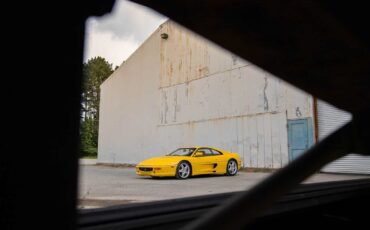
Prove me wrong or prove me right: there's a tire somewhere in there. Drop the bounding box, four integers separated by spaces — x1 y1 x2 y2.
176 161 192 179
226 159 238 176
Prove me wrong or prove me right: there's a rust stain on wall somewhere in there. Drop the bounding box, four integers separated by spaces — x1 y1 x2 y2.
173 89 178 122
263 76 269 111
178 59 182 71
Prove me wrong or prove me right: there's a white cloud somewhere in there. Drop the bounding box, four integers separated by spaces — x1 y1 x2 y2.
84 29 139 67
84 0 167 67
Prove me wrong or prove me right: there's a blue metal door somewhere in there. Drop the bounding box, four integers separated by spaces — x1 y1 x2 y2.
288 118 314 161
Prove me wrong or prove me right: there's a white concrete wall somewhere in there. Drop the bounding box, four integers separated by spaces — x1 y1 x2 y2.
98 21 314 168
98 26 161 164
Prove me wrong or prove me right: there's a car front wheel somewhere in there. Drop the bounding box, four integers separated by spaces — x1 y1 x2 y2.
226 159 238 176
176 161 191 179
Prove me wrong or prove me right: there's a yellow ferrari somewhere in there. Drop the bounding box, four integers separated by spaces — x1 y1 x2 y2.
136 146 242 179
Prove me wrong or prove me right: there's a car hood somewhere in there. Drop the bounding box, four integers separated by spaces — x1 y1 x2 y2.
137 156 187 166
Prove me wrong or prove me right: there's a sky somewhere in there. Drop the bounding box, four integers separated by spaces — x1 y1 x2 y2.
84 0 167 67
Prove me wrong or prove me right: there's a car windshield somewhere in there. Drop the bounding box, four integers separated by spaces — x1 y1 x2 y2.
167 148 196 156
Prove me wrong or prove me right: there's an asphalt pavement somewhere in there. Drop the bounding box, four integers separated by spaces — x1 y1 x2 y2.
78 161 369 209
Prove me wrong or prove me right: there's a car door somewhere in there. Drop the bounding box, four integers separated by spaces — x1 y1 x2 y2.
210 148 227 173
192 148 218 175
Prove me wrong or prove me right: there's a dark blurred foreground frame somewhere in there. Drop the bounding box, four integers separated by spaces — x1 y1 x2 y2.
0 1 115 229
1 0 370 229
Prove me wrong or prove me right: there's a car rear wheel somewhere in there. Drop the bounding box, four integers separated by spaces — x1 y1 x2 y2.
226 159 238 176
176 161 191 179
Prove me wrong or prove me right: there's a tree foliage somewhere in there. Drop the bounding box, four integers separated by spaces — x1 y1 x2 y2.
80 57 114 157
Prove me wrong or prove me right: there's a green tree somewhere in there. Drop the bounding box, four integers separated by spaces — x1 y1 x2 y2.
80 57 114 157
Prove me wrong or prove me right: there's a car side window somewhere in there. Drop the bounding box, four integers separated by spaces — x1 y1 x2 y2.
211 149 222 155
198 148 213 156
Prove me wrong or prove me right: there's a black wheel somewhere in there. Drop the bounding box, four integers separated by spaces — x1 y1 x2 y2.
176 161 192 179
226 159 238 176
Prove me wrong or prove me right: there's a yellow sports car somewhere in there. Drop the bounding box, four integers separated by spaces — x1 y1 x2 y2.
136 146 242 179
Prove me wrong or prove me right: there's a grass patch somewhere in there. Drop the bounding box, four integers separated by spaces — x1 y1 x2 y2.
80 156 97 159
79 146 97 158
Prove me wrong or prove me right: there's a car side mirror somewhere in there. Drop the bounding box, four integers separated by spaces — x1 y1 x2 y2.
194 151 204 157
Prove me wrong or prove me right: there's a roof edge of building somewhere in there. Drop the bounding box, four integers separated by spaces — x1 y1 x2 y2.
101 19 171 88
